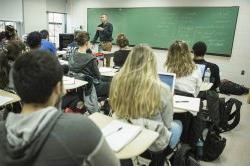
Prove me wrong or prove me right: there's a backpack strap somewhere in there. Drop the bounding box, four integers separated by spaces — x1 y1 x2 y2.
223 98 242 132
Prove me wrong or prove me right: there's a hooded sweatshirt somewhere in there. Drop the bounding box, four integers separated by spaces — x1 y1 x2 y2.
0 107 120 166
69 51 101 81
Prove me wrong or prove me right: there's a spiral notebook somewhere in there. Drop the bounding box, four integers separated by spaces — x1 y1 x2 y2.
102 120 142 152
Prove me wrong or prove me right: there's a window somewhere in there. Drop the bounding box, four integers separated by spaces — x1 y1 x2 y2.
48 12 66 48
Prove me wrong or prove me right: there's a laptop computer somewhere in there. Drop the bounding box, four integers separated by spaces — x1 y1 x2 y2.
158 72 176 94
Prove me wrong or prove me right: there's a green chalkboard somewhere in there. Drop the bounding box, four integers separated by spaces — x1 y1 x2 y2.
87 7 239 56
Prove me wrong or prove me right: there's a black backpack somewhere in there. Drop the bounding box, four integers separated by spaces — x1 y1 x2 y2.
172 144 200 166
219 79 249 95
202 125 226 161
218 98 242 132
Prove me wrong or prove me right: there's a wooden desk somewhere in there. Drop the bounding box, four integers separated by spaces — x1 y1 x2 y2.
0 90 20 107
89 112 159 159
63 76 88 90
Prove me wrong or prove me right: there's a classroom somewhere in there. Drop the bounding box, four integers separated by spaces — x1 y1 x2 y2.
0 0 249 166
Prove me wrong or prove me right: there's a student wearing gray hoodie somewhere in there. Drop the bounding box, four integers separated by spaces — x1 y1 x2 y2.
0 51 120 166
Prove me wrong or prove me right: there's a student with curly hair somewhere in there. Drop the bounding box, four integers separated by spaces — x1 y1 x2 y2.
113 34 130 67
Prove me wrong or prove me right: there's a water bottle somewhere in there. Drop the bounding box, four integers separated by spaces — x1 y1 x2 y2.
196 138 204 160
204 67 211 83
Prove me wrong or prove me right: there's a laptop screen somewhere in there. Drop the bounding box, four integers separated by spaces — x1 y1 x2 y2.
158 72 176 94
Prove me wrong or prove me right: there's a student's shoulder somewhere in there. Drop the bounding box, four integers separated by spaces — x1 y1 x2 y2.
58 113 101 134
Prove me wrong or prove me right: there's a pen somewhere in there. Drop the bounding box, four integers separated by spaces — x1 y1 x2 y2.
106 127 123 137
175 101 189 103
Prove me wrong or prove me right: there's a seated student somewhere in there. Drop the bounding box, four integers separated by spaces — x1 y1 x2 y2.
113 34 130 67
165 40 202 97
26 31 42 51
0 41 25 90
40 29 57 55
110 44 182 165
0 25 18 51
69 31 110 97
66 30 92 59
192 41 221 90
0 51 120 166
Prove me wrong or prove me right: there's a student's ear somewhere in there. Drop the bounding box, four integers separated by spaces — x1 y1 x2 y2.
54 81 64 96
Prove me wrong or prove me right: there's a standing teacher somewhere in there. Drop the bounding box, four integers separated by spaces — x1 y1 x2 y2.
92 14 113 67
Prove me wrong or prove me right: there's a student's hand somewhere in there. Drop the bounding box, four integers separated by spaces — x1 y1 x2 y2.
96 27 104 31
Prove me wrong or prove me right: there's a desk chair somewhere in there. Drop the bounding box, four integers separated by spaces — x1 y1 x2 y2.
137 146 173 166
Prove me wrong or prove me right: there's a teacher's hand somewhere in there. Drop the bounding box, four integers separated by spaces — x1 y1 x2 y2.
96 27 104 31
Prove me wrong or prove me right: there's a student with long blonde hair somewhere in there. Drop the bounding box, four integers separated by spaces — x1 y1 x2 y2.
165 40 202 96
109 44 182 165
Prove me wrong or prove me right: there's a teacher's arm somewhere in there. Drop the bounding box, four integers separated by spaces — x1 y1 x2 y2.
92 30 99 43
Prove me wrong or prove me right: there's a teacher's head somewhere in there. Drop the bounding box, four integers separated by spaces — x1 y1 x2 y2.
100 14 108 23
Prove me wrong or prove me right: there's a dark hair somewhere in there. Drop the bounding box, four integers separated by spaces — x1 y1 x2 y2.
5 25 16 40
26 31 42 49
40 29 49 39
0 31 6 42
0 52 10 89
13 51 63 104
6 40 26 61
116 34 129 48
75 31 90 46
192 41 207 56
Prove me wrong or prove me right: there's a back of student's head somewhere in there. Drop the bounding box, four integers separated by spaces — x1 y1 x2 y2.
192 41 207 57
5 25 16 40
165 40 196 78
13 51 63 104
116 34 129 48
6 40 26 61
110 44 163 119
75 31 90 46
0 52 10 89
40 29 49 39
26 31 42 49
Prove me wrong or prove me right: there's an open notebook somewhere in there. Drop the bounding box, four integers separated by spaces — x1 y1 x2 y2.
102 120 142 152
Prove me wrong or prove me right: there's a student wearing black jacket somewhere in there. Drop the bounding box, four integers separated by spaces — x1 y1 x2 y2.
113 34 130 68
193 41 221 90
69 31 110 97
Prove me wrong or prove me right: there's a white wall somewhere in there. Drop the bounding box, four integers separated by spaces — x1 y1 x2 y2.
0 0 23 22
67 0 250 86
23 0 47 33
46 0 67 13
23 0 67 33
